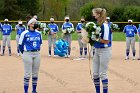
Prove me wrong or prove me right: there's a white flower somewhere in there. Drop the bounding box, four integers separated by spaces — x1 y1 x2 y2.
85 22 96 27
96 27 101 34
91 34 96 41
67 28 74 33
93 25 97 29
92 32 95 34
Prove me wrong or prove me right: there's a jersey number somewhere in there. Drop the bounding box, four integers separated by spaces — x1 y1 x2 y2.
33 42 37 47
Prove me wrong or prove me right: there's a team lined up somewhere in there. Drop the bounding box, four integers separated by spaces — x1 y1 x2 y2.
0 16 140 60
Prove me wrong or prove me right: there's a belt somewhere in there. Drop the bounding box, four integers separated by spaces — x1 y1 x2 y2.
27 50 40 52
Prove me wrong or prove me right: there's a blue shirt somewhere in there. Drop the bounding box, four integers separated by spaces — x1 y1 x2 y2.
19 29 42 51
15 24 26 35
62 22 74 30
123 25 137 37
94 23 112 48
76 23 83 32
108 22 113 28
138 28 140 36
1 24 12 35
47 23 59 33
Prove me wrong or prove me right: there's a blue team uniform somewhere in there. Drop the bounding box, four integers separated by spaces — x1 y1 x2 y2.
1 24 12 35
48 23 59 33
15 25 26 36
76 22 88 57
94 23 112 48
47 23 59 56
123 24 137 59
62 22 74 56
76 23 83 32
19 29 42 52
123 25 137 37
62 22 74 31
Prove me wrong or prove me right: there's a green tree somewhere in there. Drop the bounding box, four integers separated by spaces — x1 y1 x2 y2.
2 0 19 20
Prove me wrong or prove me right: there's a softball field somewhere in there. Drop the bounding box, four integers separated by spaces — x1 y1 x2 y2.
0 41 140 93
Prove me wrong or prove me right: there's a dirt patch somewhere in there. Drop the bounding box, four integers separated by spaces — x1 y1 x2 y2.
0 41 139 93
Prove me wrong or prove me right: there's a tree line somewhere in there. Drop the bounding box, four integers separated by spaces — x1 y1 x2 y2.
0 0 140 22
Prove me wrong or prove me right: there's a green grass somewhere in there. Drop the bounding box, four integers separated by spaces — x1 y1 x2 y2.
0 31 139 41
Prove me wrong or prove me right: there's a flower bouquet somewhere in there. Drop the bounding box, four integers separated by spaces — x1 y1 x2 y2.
81 22 101 46
62 27 75 34
111 23 120 31
43 26 51 35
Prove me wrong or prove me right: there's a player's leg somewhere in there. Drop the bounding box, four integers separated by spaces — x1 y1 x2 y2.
32 52 40 93
7 35 11 56
1 35 6 56
126 37 131 60
138 38 140 60
68 34 72 56
48 35 52 56
16 35 20 56
53 36 57 56
93 48 100 93
131 37 136 60
23 52 33 93
99 47 111 93
78 34 83 57
83 43 87 58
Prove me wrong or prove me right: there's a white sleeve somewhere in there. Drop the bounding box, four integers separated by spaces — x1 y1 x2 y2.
103 23 109 40
19 30 28 45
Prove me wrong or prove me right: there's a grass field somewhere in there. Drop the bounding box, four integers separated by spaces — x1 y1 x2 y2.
0 31 139 41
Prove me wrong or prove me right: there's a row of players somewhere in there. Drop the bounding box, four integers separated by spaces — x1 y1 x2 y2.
0 15 140 60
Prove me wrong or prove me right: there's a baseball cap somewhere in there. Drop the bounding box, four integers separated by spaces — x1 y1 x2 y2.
18 21 22 24
128 20 132 22
106 17 110 19
27 18 37 26
33 15 38 19
65 16 70 20
4 19 8 21
50 18 54 21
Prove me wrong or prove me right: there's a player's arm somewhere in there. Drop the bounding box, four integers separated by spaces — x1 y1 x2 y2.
134 26 138 34
76 24 82 33
123 26 126 33
18 31 26 53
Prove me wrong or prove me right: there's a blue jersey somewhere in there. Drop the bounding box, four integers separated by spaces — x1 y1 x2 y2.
15 24 26 35
1 24 12 35
47 23 59 33
19 29 42 51
138 28 140 36
123 25 137 37
94 23 112 48
62 22 74 30
108 22 113 28
76 23 83 32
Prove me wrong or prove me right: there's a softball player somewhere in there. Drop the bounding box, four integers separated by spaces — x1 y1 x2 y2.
76 17 87 58
106 17 113 43
0 22 2 52
47 17 59 57
19 18 42 93
123 20 137 60
1 19 12 56
15 21 26 56
137 24 140 60
62 16 74 57
92 8 112 93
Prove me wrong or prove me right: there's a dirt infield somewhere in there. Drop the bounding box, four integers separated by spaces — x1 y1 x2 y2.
0 40 140 93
